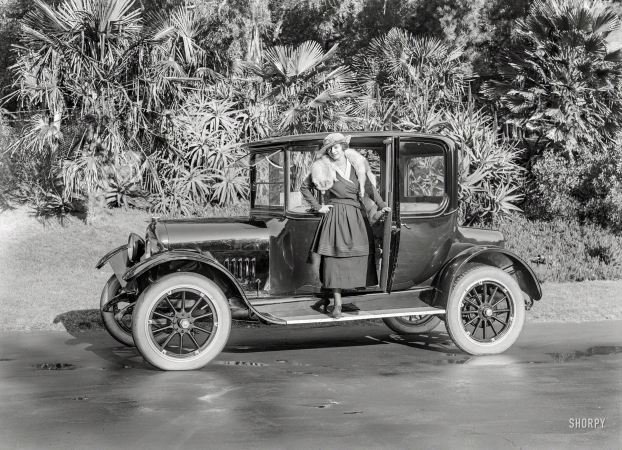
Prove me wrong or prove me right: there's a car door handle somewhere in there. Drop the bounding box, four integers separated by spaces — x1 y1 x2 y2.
402 223 411 229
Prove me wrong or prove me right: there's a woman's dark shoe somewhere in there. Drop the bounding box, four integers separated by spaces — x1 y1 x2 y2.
312 298 330 314
332 304 342 319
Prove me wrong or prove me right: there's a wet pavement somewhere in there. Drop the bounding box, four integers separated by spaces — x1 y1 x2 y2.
0 320 620 449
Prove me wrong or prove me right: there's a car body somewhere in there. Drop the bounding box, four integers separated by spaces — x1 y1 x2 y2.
97 131 542 370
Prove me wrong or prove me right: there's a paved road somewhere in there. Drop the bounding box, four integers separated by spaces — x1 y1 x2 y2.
1 320 621 449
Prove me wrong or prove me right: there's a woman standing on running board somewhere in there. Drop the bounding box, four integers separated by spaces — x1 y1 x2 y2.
300 133 391 318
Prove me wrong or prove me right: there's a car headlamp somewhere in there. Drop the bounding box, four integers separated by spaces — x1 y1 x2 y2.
127 233 145 263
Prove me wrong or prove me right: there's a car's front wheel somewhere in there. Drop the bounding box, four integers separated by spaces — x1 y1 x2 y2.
383 315 442 334
132 273 231 371
444 266 525 355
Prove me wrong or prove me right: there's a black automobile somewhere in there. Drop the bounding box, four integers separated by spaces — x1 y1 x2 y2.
97 131 542 371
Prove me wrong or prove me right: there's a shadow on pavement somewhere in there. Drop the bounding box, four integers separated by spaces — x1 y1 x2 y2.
53 309 105 332
52 309 462 366
54 318 153 370
226 329 459 355
67 332 153 369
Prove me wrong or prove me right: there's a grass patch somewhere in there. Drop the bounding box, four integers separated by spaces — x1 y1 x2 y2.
0 206 151 332
530 280 622 323
1 206 621 332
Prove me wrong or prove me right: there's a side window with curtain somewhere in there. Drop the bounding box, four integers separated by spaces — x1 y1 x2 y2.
252 150 284 209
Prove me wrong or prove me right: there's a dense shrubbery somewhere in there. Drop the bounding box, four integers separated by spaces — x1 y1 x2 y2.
0 111 17 209
497 214 622 282
352 28 524 224
527 136 622 233
1 0 524 223
484 0 622 232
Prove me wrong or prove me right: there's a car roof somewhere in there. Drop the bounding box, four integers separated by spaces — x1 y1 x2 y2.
241 131 455 150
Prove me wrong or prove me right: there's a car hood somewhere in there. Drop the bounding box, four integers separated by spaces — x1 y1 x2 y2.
156 217 269 252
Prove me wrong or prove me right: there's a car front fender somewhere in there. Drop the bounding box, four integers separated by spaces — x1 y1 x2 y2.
122 249 219 282
121 250 282 324
97 245 129 287
96 245 126 270
431 247 542 309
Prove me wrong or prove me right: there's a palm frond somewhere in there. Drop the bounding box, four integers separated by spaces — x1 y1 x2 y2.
290 41 325 77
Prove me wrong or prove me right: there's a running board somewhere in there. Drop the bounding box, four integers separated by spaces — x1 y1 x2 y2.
249 286 440 325
263 306 445 325
250 286 434 314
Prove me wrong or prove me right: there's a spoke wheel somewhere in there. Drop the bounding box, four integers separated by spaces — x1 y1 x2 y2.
459 281 514 343
383 314 441 334
132 273 231 371
146 288 217 358
100 275 134 347
445 266 525 356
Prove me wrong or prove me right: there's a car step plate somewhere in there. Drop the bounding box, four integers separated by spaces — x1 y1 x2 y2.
272 306 445 325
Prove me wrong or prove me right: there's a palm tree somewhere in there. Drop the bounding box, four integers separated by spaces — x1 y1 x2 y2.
11 0 146 199
237 40 358 134
352 28 466 131
14 0 143 114
482 0 622 159
355 28 464 89
353 28 524 224
11 0 221 211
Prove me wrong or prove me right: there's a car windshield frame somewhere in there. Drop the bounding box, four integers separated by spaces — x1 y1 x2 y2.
249 146 287 215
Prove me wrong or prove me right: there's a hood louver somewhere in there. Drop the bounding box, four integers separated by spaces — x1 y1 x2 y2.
224 257 256 281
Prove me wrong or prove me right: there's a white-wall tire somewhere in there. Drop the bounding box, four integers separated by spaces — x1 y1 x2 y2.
132 273 231 371
445 266 525 355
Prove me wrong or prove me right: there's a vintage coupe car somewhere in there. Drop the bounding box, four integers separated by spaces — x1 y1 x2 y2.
97 131 542 371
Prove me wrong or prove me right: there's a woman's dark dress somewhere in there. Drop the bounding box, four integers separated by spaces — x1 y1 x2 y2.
300 164 386 289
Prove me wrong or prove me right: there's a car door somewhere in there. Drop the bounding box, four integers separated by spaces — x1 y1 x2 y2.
379 137 398 292
249 146 290 296
384 136 459 291
284 137 391 294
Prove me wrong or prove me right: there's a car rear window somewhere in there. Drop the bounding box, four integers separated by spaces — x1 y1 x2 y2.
399 142 447 214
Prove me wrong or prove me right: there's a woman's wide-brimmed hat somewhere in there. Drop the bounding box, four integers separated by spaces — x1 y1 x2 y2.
315 133 351 159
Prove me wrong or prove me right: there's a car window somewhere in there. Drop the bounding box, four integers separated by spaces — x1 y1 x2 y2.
252 150 284 209
286 144 384 214
399 142 446 214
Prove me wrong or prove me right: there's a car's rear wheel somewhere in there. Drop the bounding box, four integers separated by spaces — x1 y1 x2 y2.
445 266 525 355
383 314 442 334
132 273 231 371
100 275 134 347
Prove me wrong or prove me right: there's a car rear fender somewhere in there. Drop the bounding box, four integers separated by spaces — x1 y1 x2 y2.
431 247 542 309
121 250 283 324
